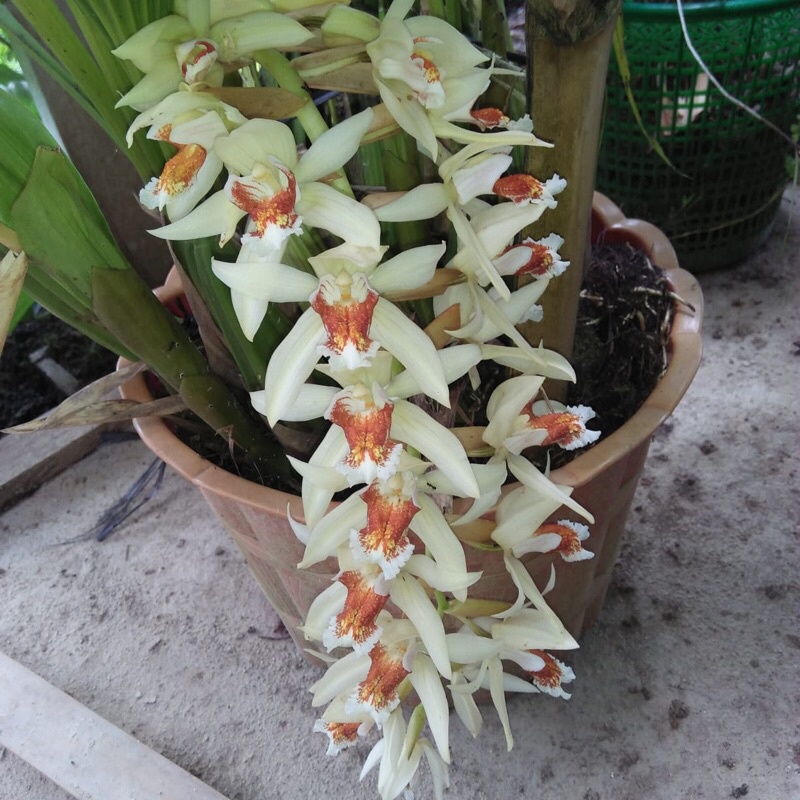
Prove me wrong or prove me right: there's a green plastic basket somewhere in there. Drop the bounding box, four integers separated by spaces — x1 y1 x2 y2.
596 0 800 271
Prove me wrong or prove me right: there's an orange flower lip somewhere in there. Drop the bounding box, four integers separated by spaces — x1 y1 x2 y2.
534 521 592 561
326 386 402 482
228 167 299 238
352 477 420 578
310 273 380 368
157 143 207 197
350 641 410 721
520 403 599 450
326 569 388 653
526 650 575 697
470 107 511 130
492 173 544 204
501 240 554 277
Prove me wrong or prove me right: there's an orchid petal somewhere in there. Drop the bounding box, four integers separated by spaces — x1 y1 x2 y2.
506 453 593 522
448 461 506 525
446 205 508 299
295 108 375 184
360 738 385 782
376 77 439 159
369 242 446 294
392 402 479 499
408 653 450 763
304 426 349 527
431 118 551 149
215 118 299 175
408 496 469 601
112 16 194 71
298 182 381 249
115 59 184 111
298 490 367 568
488 655 514 751
403 554 481 594
230 290 269 341
262 384 338 422
445 633 501 665
449 673 482 737
262 309 325 425
285 453 348 492
150 189 244 242
371 300 449 406
209 12 314 59
389 575 451 679
310 650 372 707
480 344 576 383
371 184 448 223
385 344 480 401
302 580 347 641
211 258 318 302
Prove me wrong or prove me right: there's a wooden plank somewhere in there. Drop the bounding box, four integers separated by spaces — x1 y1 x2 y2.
0 425 108 511
0 651 229 800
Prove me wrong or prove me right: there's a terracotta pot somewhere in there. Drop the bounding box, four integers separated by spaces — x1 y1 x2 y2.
120 193 703 655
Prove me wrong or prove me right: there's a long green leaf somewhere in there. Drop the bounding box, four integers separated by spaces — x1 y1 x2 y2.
2 1 168 180
11 147 131 301
611 16 679 173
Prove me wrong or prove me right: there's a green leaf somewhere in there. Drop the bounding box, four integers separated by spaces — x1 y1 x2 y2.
11 146 130 305
611 16 679 173
0 90 58 227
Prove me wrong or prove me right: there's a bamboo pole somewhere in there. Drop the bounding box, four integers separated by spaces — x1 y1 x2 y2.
520 0 621 398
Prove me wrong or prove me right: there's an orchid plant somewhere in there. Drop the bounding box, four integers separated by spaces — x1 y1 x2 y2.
0 0 609 797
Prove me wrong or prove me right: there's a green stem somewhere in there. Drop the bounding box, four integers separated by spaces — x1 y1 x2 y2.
91 267 291 476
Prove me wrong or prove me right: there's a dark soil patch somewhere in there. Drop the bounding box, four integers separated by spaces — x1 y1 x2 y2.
0 313 117 433
568 241 674 437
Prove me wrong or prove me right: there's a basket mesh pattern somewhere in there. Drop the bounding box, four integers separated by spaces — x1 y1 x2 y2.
596 2 800 270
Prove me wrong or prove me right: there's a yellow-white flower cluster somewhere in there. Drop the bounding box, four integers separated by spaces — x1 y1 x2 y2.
116 1 601 797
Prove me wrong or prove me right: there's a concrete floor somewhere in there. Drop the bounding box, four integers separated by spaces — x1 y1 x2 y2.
0 191 798 800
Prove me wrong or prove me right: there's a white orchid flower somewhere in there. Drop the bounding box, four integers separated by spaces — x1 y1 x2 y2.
365 0 547 161
374 148 560 298
360 707 449 800
319 564 390 654
313 696 374 756
295 466 481 606
512 519 594 562
138 109 233 221
152 109 378 257
492 233 570 279
445 628 541 750
240 241 450 412
215 242 444 370
433 277 550 354
485 378 601 454
488 467 594 560
113 4 313 110
285 383 480 527
125 89 249 221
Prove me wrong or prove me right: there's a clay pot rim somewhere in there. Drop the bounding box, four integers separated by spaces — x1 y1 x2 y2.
119 192 703 515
